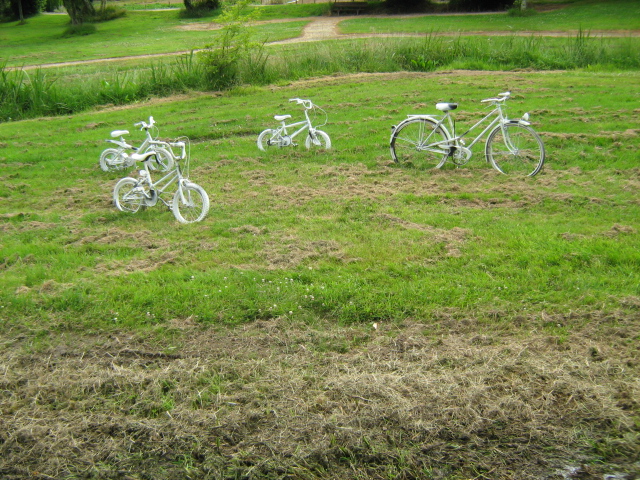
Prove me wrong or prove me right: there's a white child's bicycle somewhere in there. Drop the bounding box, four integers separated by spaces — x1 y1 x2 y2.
390 91 545 177
257 98 331 151
113 139 209 224
100 116 175 173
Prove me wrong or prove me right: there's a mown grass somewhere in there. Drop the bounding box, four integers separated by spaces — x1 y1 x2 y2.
0 10 308 67
1 70 638 329
0 70 638 479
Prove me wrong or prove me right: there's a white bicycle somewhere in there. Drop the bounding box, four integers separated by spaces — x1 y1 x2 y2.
257 98 331 151
390 91 545 177
100 116 175 173
113 139 209 224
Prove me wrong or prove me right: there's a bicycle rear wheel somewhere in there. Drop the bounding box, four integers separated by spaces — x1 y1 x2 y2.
113 177 145 213
172 183 209 224
485 123 545 177
147 147 174 172
390 118 450 169
100 148 129 172
257 129 282 151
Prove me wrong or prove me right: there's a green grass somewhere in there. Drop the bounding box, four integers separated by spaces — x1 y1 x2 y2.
0 10 308 67
1 70 638 330
1 71 638 479
0 3 639 477
1 0 638 69
340 0 640 33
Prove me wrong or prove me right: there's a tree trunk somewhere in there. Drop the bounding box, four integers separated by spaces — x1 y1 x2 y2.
521 0 527 10
18 0 24 22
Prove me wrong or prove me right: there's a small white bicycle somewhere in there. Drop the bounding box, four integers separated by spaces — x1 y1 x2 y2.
257 98 331 151
113 139 209 224
100 116 175 173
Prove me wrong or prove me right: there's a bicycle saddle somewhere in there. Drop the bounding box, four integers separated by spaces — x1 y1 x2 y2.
274 115 291 122
111 130 129 137
128 151 158 162
436 103 458 112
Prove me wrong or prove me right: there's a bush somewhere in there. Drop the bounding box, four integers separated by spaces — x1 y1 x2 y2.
182 0 219 17
92 5 126 21
61 23 96 36
508 6 536 16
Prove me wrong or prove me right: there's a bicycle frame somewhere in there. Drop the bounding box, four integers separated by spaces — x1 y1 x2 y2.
416 103 507 156
105 117 173 163
136 140 189 207
276 118 310 142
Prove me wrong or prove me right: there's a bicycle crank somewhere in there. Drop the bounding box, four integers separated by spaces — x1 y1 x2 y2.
451 146 472 166
143 189 158 207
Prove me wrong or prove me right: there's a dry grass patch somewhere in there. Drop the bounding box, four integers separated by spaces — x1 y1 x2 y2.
0 314 638 479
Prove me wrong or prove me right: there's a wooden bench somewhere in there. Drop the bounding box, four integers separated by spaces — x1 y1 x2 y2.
331 1 369 15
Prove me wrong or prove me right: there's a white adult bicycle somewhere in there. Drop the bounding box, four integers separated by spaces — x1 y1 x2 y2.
100 116 175 173
390 91 545 177
113 139 209 224
257 98 331 151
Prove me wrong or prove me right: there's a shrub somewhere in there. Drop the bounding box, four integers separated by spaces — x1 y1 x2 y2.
182 0 219 17
92 5 126 21
61 23 96 36
199 0 259 90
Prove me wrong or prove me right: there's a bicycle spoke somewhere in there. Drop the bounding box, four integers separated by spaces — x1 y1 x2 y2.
391 118 449 169
486 123 545 177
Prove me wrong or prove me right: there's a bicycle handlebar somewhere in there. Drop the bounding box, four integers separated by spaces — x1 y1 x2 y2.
481 91 511 104
134 116 156 130
289 98 313 109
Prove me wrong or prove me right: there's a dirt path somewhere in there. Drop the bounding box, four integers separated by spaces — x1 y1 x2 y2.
12 15 640 70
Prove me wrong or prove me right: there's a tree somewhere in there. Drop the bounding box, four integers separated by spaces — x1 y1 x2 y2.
0 0 43 21
62 0 94 24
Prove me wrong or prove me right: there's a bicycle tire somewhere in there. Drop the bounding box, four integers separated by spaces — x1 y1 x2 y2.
257 129 281 151
100 148 129 172
305 130 331 149
390 118 450 169
146 147 174 172
172 183 209 224
485 122 545 177
113 177 145 213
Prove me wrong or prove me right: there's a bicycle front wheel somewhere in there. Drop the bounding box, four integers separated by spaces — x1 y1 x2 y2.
113 177 145 213
172 183 209 224
305 130 331 149
257 129 281 152
100 148 128 172
485 123 545 177
390 118 450 169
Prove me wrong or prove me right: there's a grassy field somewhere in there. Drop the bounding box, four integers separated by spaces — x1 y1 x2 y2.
1 0 639 478
340 0 640 34
1 0 638 69
0 69 639 478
